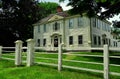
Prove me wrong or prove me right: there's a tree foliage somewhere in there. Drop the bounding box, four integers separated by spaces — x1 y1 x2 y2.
59 0 120 19
0 0 41 46
0 1 59 46
38 2 59 17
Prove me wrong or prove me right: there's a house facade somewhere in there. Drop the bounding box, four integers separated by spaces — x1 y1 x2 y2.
33 9 119 51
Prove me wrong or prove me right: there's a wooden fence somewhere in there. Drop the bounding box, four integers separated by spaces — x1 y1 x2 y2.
0 39 120 79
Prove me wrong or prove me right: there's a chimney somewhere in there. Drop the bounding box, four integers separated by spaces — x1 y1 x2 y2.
57 6 63 13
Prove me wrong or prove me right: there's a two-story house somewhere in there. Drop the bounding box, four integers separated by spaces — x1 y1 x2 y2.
33 6 119 51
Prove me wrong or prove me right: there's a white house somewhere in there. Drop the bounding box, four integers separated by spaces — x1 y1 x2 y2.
33 6 119 51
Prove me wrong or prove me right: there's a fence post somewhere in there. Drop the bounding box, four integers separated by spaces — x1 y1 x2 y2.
0 46 2 59
58 44 62 71
15 40 23 66
26 39 35 67
103 44 109 79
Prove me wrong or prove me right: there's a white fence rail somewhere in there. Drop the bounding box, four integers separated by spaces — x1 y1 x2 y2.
0 39 120 79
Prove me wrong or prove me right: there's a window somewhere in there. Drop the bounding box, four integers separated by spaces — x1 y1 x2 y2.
108 26 111 32
78 17 83 27
60 37 62 43
78 35 83 44
69 19 73 29
53 22 60 31
38 25 40 33
103 39 106 45
96 19 98 28
98 36 101 45
69 36 73 45
105 24 107 31
44 24 46 32
43 39 46 46
97 20 101 29
93 18 96 27
37 39 40 46
108 39 111 46
116 42 118 47
113 41 116 47
93 35 97 45
102 22 105 30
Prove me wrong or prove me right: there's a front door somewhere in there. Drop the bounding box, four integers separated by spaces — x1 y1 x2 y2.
54 36 58 47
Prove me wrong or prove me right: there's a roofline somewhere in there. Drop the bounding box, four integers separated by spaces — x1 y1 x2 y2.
33 14 112 26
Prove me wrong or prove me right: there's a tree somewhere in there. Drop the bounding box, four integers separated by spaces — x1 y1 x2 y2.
113 21 120 28
112 20 120 40
0 1 59 46
0 0 41 46
38 2 59 17
59 0 120 19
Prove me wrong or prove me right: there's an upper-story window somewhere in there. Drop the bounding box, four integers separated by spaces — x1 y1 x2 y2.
38 25 40 33
44 24 46 32
108 26 111 32
102 22 106 31
93 18 96 27
69 19 73 29
78 17 83 27
53 22 60 31
97 19 101 29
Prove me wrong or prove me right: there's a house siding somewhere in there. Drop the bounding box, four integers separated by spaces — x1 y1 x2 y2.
33 14 119 51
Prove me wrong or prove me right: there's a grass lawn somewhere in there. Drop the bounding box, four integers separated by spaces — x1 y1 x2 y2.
1 52 120 79
0 59 105 79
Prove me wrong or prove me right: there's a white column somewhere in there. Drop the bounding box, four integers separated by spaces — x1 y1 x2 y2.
58 44 62 71
26 39 35 67
15 40 23 66
103 44 109 79
0 46 2 59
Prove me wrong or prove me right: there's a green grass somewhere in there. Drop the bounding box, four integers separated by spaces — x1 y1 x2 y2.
1 52 120 79
0 59 105 79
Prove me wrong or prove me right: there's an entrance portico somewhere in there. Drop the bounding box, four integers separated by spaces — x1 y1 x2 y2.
51 33 62 48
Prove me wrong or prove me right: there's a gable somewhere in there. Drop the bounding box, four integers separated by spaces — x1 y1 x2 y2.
48 15 64 22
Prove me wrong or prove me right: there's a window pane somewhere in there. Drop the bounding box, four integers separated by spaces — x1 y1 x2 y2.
69 36 73 45
43 39 46 46
37 39 40 46
38 25 40 33
44 24 46 32
98 36 101 45
93 18 96 27
93 35 97 45
53 22 60 31
78 17 83 27
78 35 83 44
69 19 73 29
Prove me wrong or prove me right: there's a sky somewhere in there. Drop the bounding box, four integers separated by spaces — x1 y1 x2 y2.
39 0 120 22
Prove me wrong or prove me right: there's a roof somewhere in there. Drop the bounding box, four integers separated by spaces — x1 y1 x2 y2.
35 12 69 25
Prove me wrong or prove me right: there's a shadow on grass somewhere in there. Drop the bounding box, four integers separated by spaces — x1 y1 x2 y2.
82 56 120 65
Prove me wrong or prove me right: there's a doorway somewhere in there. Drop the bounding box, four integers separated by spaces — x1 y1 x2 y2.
54 36 58 47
